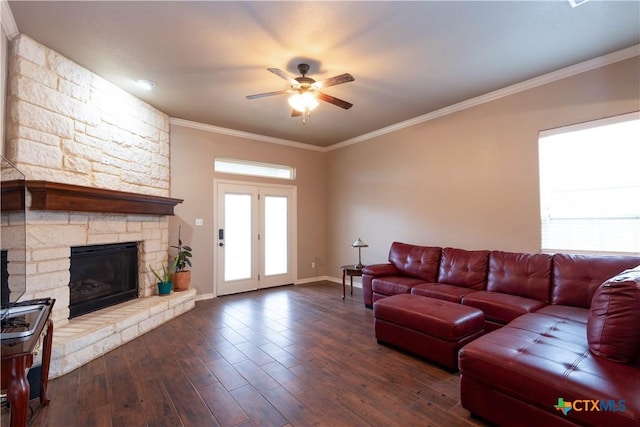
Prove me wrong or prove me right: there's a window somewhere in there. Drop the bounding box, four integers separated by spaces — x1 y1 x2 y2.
214 158 295 180
538 112 640 255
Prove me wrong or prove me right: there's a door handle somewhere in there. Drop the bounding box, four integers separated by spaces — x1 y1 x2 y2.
219 242 224 247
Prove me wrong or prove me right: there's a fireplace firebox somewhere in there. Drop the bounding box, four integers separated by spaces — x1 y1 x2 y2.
69 242 138 318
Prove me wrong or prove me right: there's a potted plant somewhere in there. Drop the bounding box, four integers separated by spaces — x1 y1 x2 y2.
171 226 192 291
150 262 173 295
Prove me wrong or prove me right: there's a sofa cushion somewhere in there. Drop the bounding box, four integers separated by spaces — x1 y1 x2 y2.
371 276 426 296
411 283 476 303
587 267 640 363
462 291 546 326
487 251 552 303
535 305 589 324
552 253 640 308
437 248 490 290
388 242 441 282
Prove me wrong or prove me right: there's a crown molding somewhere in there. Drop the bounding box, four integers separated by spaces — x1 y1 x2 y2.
328 44 640 151
171 44 638 153
169 118 326 152
1 0 19 40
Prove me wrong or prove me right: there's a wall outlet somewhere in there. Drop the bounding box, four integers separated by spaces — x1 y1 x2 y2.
311 261 316 269
195 218 204 226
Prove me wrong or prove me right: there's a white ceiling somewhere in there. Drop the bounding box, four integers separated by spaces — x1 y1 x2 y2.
6 1 640 147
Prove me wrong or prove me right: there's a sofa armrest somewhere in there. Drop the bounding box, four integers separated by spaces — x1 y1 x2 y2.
361 263 399 308
363 263 399 277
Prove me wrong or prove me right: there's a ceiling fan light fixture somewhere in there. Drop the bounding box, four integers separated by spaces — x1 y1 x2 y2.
288 92 319 113
247 63 353 124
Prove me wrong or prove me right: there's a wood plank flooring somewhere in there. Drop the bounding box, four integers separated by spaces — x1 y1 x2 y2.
12 282 488 426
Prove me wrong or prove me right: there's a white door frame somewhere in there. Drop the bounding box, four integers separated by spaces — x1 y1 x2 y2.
214 179 297 296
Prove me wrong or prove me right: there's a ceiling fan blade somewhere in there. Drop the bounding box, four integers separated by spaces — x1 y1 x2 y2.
291 109 302 117
313 73 354 89
246 90 288 100
317 92 353 110
267 68 298 85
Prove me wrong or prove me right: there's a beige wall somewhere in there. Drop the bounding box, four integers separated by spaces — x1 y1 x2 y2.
327 57 640 275
169 124 326 297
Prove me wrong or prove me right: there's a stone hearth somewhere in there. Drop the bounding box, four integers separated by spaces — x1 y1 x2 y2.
51 289 195 378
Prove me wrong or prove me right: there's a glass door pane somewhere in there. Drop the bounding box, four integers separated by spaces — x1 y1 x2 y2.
224 193 252 281
217 182 259 296
264 195 288 276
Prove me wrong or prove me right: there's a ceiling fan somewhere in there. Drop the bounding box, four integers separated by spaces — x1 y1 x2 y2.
246 63 355 123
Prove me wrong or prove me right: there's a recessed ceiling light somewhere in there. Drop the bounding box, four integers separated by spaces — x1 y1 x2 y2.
568 0 589 7
136 79 156 90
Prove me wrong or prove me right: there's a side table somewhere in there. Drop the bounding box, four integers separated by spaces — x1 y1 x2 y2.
1 301 54 427
341 265 363 299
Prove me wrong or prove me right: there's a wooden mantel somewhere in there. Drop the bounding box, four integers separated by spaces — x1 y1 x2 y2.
0 179 26 211
10 181 183 215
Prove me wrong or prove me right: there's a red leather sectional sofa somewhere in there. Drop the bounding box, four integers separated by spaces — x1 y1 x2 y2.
363 242 640 426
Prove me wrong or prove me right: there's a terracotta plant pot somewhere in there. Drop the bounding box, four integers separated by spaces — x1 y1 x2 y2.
172 271 191 292
157 281 172 295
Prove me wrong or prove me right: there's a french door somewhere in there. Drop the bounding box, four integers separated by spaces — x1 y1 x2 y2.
215 181 296 295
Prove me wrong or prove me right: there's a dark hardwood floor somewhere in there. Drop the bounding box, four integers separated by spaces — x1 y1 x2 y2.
15 282 488 426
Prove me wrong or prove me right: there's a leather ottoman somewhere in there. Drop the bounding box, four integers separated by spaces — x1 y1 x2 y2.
373 294 484 370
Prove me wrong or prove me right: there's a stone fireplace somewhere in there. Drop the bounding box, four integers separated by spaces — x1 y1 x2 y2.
4 35 196 377
21 197 176 325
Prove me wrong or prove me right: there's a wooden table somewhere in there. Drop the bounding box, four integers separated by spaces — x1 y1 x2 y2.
1 302 54 427
341 265 363 299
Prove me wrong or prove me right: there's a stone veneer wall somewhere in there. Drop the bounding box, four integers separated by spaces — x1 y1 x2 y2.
4 35 173 327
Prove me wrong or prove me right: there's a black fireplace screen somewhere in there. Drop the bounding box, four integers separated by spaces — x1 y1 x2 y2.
69 242 138 318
